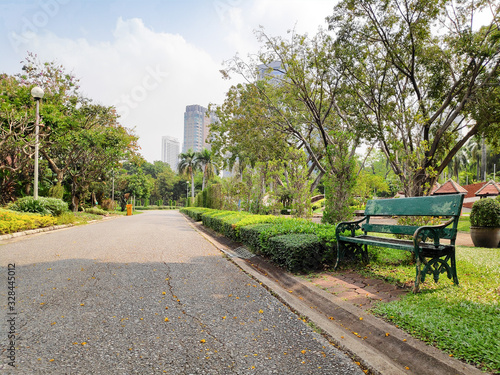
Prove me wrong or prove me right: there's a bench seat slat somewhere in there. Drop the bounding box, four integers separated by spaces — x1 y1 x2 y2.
338 235 453 252
362 224 456 239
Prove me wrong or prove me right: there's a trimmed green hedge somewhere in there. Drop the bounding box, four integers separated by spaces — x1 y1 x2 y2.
181 207 337 272
180 207 213 221
268 234 324 272
239 224 274 252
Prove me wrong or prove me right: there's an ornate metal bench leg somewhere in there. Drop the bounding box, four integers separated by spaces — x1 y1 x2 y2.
363 244 369 263
413 257 421 293
334 242 342 270
450 251 459 286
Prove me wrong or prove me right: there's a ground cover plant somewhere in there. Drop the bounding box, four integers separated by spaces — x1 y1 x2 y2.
0 209 57 234
358 246 500 373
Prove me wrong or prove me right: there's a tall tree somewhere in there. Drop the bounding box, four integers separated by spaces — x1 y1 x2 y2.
328 0 500 196
213 29 369 222
195 148 216 190
178 150 198 198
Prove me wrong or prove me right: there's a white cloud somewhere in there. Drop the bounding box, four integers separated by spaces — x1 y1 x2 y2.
19 17 233 162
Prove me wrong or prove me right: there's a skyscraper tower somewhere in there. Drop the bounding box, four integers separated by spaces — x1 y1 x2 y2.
183 105 216 153
161 136 180 171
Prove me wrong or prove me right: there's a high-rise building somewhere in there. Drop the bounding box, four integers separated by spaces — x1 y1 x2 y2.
183 105 217 153
161 136 180 171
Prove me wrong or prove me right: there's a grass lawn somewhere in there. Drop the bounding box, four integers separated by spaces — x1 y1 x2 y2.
355 245 499 373
457 216 471 232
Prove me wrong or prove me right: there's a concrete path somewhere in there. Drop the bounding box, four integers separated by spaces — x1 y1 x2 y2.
0 211 363 374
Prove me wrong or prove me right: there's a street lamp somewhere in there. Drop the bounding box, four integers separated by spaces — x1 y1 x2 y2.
31 86 44 200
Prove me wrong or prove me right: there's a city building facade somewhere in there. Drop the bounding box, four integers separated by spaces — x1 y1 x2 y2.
183 104 216 153
161 136 180 171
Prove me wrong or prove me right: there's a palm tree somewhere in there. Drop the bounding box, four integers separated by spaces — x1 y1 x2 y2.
178 150 198 198
195 148 216 190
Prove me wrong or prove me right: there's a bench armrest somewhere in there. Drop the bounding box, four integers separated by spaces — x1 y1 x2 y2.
335 216 367 237
412 218 455 247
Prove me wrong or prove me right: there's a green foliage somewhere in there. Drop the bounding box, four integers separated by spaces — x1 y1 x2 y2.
0 209 57 234
323 133 357 224
238 224 274 252
48 183 65 199
328 0 500 197
267 234 324 272
311 199 325 211
9 196 68 216
470 198 500 227
180 207 214 221
84 207 108 216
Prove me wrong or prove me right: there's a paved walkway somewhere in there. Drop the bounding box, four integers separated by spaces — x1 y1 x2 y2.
0 211 363 374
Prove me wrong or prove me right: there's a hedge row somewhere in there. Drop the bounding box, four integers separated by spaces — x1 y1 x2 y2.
0 209 58 235
180 207 337 272
135 206 181 211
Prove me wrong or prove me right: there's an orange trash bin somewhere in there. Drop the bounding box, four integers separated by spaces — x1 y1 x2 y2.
126 204 133 216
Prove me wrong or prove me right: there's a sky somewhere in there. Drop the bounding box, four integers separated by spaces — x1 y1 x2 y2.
0 0 337 162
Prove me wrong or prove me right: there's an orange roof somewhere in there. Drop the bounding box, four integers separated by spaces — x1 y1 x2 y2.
475 180 500 196
432 179 467 195
463 182 487 198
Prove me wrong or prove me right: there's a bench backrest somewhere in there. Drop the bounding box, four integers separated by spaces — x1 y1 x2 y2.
364 195 464 217
362 194 464 240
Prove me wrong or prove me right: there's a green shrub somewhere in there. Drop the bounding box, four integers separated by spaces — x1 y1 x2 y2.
470 198 500 227
84 207 108 216
48 183 65 199
180 207 214 220
267 234 324 272
238 224 273 253
9 196 68 216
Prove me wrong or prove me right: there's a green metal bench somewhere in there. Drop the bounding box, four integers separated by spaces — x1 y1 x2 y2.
335 194 465 292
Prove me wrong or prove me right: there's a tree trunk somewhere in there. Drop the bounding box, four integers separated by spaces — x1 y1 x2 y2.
481 136 487 181
191 173 195 198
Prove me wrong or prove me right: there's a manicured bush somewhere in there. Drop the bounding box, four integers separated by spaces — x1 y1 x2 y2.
268 234 324 272
470 198 500 227
238 224 274 253
9 196 68 216
180 207 215 221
